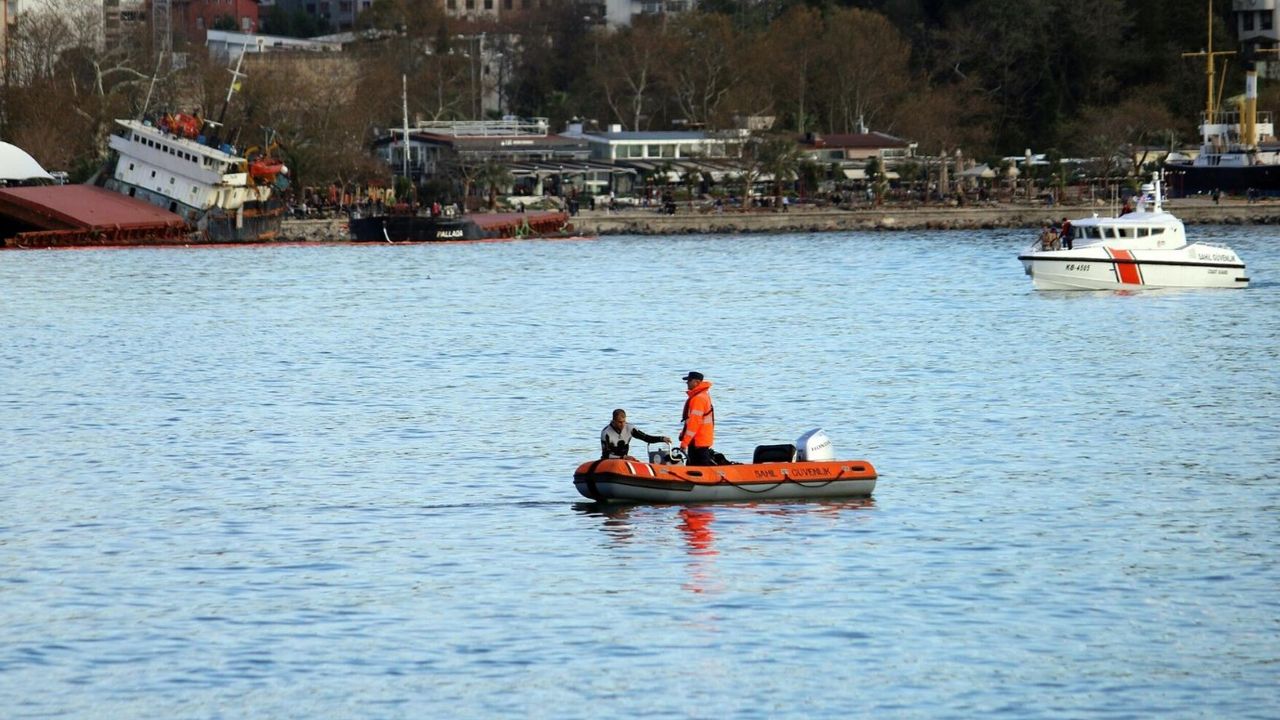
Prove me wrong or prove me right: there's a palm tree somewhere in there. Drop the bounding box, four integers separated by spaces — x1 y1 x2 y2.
757 135 802 207
475 160 514 211
681 166 703 203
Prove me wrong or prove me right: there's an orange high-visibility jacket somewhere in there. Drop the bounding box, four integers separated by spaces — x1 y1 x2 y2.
680 381 715 449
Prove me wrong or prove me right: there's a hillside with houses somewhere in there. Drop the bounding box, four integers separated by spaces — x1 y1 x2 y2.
2 0 1277 209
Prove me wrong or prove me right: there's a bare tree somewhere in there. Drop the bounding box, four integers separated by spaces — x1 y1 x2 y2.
816 8 911 134
1064 88 1180 181
241 54 383 193
590 18 670 131
3 0 151 174
664 13 737 128
757 5 822 134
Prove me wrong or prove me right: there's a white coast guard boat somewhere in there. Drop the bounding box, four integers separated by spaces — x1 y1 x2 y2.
1018 176 1248 290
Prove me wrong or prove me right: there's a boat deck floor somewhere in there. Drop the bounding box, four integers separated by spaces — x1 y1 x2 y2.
1 185 190 248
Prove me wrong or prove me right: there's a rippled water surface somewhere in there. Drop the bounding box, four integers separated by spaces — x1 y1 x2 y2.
2 227 1278 718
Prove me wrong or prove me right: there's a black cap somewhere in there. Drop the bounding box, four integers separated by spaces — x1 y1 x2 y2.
682 371 704 381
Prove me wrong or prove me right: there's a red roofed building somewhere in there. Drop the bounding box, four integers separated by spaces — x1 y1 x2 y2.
798 131 916 164
798 131 917 182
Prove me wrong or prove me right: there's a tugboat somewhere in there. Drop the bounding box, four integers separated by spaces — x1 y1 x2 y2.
100 50 288 242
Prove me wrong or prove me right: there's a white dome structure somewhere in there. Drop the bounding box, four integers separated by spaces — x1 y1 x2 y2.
0 142 54 183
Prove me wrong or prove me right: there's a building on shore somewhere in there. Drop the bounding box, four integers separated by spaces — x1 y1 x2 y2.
796 131 915 183
373 117 635 199
205 27 345 62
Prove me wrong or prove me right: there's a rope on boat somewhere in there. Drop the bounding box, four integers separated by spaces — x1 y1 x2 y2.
712 468 847 492
786 469 845 489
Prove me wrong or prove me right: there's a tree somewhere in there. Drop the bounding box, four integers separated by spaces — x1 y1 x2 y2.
680 165 705 201
664 13 739 128
756 134 801 204
239 54 384 193
2 0 151 176
212 15 239 32
722 133 790 204
1064 88 1180 182
505 1 593 127
475 160 513 210
815 8 912 134
757 6 823 133
261 5 327 37
589 19 670 131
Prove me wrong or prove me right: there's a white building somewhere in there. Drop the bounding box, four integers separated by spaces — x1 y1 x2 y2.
563 123 742 162
598 0 696 28
205 28 345 62
1235 0 1280 76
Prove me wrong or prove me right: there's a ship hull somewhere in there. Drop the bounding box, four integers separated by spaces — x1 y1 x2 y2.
1163 163 1280 197
349 215 479 242
104 178 283 243
349 210 576 242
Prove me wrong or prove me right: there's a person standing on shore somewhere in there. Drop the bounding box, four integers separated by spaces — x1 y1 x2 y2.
679 372 716 466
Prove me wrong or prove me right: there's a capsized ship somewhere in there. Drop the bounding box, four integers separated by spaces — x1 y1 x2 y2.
100 49 288 242
102 114 288 242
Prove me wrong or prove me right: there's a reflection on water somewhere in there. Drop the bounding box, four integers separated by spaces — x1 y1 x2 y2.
573 500 876 594
678 507 717 557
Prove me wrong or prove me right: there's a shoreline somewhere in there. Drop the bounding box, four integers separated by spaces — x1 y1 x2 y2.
279 198 1280 242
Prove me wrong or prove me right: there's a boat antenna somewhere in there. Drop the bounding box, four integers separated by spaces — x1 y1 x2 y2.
139 51 166 120
206 41 251 145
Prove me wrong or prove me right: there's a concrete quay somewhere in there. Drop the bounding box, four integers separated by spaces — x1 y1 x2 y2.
572 199 1280 235
279 198 1280 241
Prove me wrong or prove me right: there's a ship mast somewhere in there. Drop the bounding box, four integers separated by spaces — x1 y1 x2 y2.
1182 0 1236 144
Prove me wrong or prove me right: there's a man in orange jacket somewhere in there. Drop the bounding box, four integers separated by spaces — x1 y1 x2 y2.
680 371 716 466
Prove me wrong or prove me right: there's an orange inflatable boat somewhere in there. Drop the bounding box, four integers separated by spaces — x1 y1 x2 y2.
574 457 877 503
573 430 877 503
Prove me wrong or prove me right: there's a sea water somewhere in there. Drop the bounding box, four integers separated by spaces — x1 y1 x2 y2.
1 227 1277 718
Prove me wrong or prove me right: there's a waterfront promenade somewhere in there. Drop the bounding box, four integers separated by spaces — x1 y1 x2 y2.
279 197 1280 241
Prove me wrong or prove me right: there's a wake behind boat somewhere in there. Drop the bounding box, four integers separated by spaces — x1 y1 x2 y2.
574 429 877 504
1017 176 1248 290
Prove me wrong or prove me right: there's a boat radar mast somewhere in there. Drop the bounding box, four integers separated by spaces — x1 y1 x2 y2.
1182 0 1237 145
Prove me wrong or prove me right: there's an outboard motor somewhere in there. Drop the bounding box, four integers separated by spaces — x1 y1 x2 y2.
649 443 686 465
795 428 835 461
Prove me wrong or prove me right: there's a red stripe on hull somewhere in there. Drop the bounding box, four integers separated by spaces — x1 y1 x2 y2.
1108 248 1143 285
